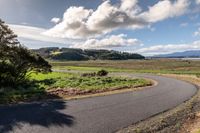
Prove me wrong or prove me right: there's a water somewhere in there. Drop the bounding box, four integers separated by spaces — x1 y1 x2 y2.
181 58 200 61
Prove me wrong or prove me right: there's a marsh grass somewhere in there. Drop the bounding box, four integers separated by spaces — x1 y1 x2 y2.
51 59 200 75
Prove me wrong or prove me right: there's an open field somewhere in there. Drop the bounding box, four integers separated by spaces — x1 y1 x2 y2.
51 59 200 75
2 58 200 104
0 72 151 104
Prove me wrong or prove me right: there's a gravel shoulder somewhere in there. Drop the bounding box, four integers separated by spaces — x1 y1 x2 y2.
117 74 200 133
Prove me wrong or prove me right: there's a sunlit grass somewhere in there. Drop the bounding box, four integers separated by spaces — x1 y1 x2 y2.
30 72 150 91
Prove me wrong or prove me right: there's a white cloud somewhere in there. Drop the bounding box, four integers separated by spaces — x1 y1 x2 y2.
120 0 137 11
135 41 200 56
71 34 142 49
44 0 190 39
194 27 200 36
86 0 145 34
9 24 78 44
43 6 94 39
120 0 140 15
51 17 61 24
196 0 200 4
140 0 189 23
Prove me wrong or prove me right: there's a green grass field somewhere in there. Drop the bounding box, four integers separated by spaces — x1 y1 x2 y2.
51 59 200 75
30 72 150 91
2 58 200 104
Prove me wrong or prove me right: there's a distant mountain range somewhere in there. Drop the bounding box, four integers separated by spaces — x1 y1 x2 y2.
32 47 145 61
154 50 200 58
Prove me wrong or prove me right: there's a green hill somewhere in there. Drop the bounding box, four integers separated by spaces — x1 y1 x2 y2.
32 47 145 61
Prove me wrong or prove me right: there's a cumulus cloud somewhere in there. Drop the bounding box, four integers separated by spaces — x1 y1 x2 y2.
86 0 145 34
120 0 139 13
135 41 200 56
71 34 142 49
44 0 190 39
43 6 94 39
139 0 189 23
51 17 61 24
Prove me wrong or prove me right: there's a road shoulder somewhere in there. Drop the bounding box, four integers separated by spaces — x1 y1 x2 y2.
117 74 200 133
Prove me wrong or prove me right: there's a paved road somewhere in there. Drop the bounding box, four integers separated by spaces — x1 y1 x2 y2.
0 74 197 133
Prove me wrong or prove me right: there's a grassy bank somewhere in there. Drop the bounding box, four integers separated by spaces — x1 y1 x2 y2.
30 72 151 91
0 72 151 104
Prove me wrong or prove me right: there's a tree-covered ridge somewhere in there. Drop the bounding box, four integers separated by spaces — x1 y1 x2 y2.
33 47 145 61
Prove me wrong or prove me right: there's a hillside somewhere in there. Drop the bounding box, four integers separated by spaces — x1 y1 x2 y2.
32 47 145 61
154 50 200 58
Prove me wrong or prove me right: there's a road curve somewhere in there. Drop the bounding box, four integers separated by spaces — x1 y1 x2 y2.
0 74 197 133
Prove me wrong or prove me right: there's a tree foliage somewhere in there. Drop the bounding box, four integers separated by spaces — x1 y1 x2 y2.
0 19 51 87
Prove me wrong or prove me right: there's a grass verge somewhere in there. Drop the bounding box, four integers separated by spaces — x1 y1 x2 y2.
0 72 151 104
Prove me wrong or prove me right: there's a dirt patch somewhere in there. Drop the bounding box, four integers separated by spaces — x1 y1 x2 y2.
117 74 200 133
180 112 200 133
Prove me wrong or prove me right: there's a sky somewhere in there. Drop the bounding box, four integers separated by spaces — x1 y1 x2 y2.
1 0 200 56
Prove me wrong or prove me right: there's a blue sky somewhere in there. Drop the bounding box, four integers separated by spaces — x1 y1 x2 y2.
1 0 200 55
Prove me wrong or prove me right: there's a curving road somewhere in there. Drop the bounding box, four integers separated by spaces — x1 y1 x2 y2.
0 74 197 133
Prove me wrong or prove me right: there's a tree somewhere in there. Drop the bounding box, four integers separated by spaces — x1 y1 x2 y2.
0 19 51 87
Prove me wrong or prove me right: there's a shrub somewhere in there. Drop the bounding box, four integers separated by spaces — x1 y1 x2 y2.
97 70 108 76
81 72 96 77
81 70 108 77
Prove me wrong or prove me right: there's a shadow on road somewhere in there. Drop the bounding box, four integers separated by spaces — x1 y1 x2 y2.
0 100 74 133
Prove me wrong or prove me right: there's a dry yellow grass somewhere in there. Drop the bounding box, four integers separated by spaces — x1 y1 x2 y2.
51 59 200 76
163 74 200 86
162 74 200 133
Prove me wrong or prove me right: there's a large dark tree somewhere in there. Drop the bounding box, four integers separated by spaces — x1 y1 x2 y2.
0 19 51 87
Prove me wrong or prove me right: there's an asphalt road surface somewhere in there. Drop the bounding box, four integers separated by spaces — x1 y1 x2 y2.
0 74 197 133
